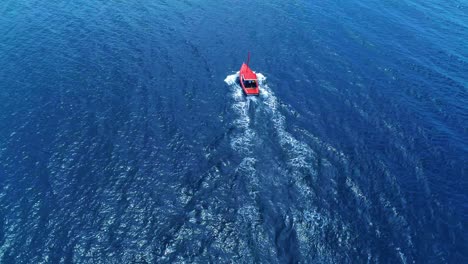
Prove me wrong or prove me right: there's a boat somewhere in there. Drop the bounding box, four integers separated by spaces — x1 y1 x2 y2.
239 52 259 95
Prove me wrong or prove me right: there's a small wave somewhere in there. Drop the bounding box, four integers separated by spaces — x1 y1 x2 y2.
223 73 239 86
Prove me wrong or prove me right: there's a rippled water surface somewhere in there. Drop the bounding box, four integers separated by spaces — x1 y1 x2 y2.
0 0 467 263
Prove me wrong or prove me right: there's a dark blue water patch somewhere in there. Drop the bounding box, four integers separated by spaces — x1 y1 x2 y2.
1 0 467 263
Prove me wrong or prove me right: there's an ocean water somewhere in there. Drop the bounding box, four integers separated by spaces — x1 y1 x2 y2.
0 0 467 263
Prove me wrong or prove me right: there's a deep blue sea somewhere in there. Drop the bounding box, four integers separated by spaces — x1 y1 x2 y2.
0 0 467 263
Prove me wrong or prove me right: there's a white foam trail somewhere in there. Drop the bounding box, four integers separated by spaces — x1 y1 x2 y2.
225 72 316 174
224 72 256 155
257 73 316 172
226 72 405 260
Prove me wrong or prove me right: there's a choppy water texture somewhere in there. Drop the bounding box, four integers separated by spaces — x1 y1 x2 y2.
0 0 467 263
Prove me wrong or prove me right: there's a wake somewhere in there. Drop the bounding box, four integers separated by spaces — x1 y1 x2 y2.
223 72 416 261
225 72 316 173
224 73 258 155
